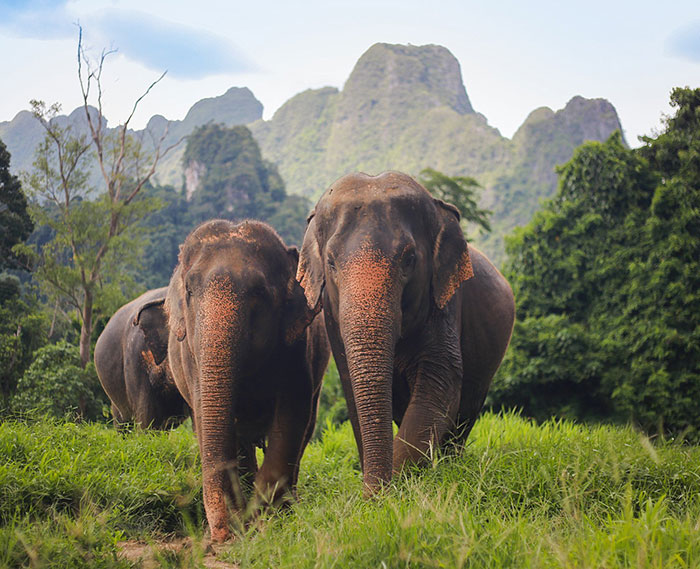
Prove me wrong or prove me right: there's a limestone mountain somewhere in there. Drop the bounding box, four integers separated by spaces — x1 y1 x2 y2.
249 43 624 262
1 43 624 261
0 86 263 187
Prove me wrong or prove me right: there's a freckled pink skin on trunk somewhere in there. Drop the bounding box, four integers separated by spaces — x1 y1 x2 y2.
338 244 398 493
197 276 241 543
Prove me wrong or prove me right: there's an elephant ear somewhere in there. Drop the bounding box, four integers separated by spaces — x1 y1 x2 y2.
166 272 188 343
296 213 325 313
133 298 169 365
285 246 320 345
432 199 474 310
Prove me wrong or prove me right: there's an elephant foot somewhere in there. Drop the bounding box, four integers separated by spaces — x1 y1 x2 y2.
208 524 231 543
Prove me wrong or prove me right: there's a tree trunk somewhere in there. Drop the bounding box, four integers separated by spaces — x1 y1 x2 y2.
79 288 93 369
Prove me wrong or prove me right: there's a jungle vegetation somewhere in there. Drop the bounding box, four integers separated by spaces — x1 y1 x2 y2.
489 87 700 440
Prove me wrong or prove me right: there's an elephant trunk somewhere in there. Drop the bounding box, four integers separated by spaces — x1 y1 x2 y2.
339 250 399 495
197 277 244 542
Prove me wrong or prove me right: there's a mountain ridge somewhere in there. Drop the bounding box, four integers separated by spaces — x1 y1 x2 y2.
0 43 623 261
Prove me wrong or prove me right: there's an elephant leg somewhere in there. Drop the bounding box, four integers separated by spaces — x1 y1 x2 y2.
392 359 462 472
111 403 131 431
237 441 259 492
255 372 312 505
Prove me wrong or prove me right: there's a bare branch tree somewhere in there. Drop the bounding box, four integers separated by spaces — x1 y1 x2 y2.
23 27 183 368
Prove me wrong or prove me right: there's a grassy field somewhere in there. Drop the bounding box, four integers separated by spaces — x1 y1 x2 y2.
1 412 700 568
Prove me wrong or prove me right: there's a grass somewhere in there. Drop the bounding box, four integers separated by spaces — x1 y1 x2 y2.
1 412 700 568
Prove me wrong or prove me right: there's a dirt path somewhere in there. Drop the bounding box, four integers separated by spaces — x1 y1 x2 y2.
118 538 238 569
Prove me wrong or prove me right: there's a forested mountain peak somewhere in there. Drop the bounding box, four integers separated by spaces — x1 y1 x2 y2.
1 42 623 260
340 43 474 118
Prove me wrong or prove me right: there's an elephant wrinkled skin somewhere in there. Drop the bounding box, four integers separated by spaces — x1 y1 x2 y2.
94 287 189 429
297 171 515 493
166 219 329 542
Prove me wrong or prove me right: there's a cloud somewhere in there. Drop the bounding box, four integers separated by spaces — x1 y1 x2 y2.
0 0 74 38
91 9 255 79
0 2 255 79
667 21 700 63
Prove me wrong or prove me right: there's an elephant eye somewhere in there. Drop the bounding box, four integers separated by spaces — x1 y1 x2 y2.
327 256 337 273
402 250 417 271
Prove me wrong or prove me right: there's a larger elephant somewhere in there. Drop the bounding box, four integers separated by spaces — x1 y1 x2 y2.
94 287 189 429
166 219 330 542
297 171 515 493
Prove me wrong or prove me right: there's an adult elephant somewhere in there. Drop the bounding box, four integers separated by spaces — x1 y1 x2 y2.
94 287 189 429
297 171 515 494
166 219 329 542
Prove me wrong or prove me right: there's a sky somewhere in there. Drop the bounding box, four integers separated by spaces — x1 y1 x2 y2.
0 0 699 147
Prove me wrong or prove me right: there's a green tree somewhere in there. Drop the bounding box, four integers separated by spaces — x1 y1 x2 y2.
0 138 33 270
17 30 179 368
418 167 491 236
0 275 48 410
12 341 106 420
491 88 700 438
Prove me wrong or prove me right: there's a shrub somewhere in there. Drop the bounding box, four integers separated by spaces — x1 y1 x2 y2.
12 341 107 420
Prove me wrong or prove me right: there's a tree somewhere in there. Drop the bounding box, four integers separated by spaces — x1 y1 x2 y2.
418 167 491 236
491 88 700 438
0 275 48 410
0 138 33 270
18 29 180 368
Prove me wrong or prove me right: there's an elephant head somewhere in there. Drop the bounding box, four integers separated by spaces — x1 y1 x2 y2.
133 296 169 367
297 171 473 493
166 219 316 541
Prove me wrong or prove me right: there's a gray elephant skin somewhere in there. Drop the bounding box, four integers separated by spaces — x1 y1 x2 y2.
297 171 515 494
94 287 189 429
166 219 330 542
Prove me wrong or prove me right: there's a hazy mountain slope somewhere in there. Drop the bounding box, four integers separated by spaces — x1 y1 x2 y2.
0 87 263 189
1 43 623 261
478 96 625 260
250 43 623 261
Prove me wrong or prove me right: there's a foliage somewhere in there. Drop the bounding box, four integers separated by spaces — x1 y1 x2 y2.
16 101 155 367
0 138 33 271
11 341 107 420
492 88 700 438
418 167 491 236
138 183 191 289
183 123 310 244
185 124 285 224
0 275 47 410
2 413 700 567
313 359 348 439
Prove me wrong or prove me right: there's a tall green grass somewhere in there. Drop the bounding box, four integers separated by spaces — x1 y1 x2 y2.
2 412 700 568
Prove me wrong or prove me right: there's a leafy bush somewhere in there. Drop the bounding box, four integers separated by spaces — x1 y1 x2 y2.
12 341 107 420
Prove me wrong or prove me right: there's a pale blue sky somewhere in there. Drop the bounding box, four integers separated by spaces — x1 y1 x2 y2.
0 0 698 146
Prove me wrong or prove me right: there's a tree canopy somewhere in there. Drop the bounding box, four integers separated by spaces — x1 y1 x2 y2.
490 88 700 439
0 138 33 271
418 167 491 237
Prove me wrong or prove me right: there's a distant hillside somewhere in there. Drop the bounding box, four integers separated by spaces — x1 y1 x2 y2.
249 43 624 262
0 43 624 262
0 86 263 187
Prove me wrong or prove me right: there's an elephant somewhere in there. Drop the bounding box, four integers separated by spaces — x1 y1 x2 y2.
94 287 189 429
297 171 515 494
166 219 330 542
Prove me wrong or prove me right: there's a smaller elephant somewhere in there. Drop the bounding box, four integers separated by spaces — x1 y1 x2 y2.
166 219 330 542
94 287 189 429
